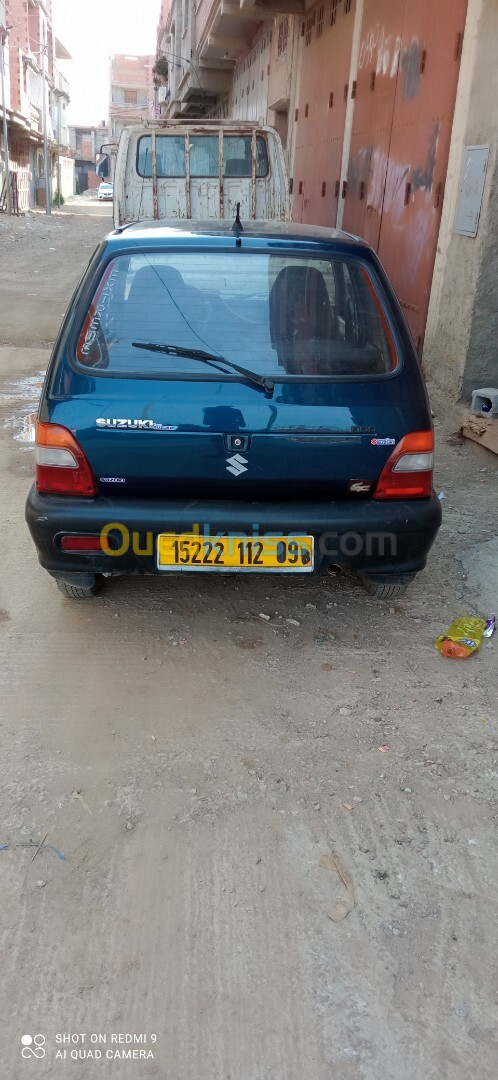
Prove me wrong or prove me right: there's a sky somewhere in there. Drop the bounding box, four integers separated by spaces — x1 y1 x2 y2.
52 0 160 126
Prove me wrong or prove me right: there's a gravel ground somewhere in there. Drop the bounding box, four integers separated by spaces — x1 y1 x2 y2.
0 205 496 1079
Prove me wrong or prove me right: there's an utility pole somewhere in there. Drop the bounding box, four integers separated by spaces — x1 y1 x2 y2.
57 90 61 202
40 18 51 214
0 22 12 215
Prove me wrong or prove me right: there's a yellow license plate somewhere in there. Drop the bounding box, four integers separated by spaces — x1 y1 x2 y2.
157 534 314 572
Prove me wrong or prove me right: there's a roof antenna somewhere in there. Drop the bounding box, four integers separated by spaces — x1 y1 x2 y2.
232 202 244 237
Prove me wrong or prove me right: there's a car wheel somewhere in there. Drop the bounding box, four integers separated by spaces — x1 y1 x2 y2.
56 576 102 599
362 574 415 599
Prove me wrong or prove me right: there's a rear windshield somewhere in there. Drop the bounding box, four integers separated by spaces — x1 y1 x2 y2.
76 252 397 378
137 134 269 178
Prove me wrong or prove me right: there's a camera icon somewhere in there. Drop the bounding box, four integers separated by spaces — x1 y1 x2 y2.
21 1034 46 1059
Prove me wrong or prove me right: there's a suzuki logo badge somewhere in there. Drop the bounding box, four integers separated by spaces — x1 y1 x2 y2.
226 453 248 477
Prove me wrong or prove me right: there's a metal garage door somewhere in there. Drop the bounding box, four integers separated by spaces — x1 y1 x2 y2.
293 0 355 226
342 0 468 351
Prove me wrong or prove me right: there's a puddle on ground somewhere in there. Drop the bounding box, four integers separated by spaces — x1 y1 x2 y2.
1 371 45 448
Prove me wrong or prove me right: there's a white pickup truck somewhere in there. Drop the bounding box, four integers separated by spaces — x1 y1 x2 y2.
113 120 290 228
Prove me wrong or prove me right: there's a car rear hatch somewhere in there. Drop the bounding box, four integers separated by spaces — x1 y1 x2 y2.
41 241 432 503
43 374 432 502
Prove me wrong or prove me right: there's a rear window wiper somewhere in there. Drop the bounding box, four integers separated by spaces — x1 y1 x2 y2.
132 342 274 397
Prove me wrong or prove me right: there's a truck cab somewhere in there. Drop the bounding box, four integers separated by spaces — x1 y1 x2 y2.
113 121 290 227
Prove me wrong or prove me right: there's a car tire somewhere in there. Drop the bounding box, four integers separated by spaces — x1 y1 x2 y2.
56 577 102 599
362 575 415 599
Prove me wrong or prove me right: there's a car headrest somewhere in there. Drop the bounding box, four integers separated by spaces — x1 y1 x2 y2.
126 264 187 308
270 265 333 350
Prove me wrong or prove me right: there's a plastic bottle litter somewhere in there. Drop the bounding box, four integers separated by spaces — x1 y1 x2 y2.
435 616 491 658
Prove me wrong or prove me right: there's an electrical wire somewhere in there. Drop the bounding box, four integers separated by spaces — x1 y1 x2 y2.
159 50 205 100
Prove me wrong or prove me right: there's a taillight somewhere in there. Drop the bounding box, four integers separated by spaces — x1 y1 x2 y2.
60 535 102 551
35 421 96 496
374 431 434 499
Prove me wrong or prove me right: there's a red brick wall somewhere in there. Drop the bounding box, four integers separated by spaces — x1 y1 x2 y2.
8 137 29 170
87 172 101 190
111 54 155 88
6 0 54 115
8 135 30 211
80 138 93 161
110 53 155 126
6 0 29 114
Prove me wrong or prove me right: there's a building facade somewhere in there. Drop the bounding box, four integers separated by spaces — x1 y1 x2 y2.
109 54 155 142
0 0 73 210
69 123 110 193
155 0 497 400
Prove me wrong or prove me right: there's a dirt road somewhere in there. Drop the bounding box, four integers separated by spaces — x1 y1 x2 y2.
0 203 497 1080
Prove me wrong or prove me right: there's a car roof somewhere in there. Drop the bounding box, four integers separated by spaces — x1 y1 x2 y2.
109 218 364 248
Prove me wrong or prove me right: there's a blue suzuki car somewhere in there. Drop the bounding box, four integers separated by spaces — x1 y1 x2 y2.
26 219 441 599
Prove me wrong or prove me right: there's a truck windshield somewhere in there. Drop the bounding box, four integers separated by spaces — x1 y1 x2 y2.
76 252 397 378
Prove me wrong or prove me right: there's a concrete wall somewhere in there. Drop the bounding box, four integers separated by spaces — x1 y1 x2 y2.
464 156 498 397
56 155 74 200
267 15 301 168
423 0 498 400
229 27 272 122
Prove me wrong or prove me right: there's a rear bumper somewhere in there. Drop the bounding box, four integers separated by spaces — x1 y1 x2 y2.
25 487 442 580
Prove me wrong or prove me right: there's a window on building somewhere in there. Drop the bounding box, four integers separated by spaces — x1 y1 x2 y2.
330 0 339 25
124 89 138 105
277 17 289 56
317 7 324 37
305 14 315 46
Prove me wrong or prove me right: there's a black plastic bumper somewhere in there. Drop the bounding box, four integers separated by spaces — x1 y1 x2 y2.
25 487 442 582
